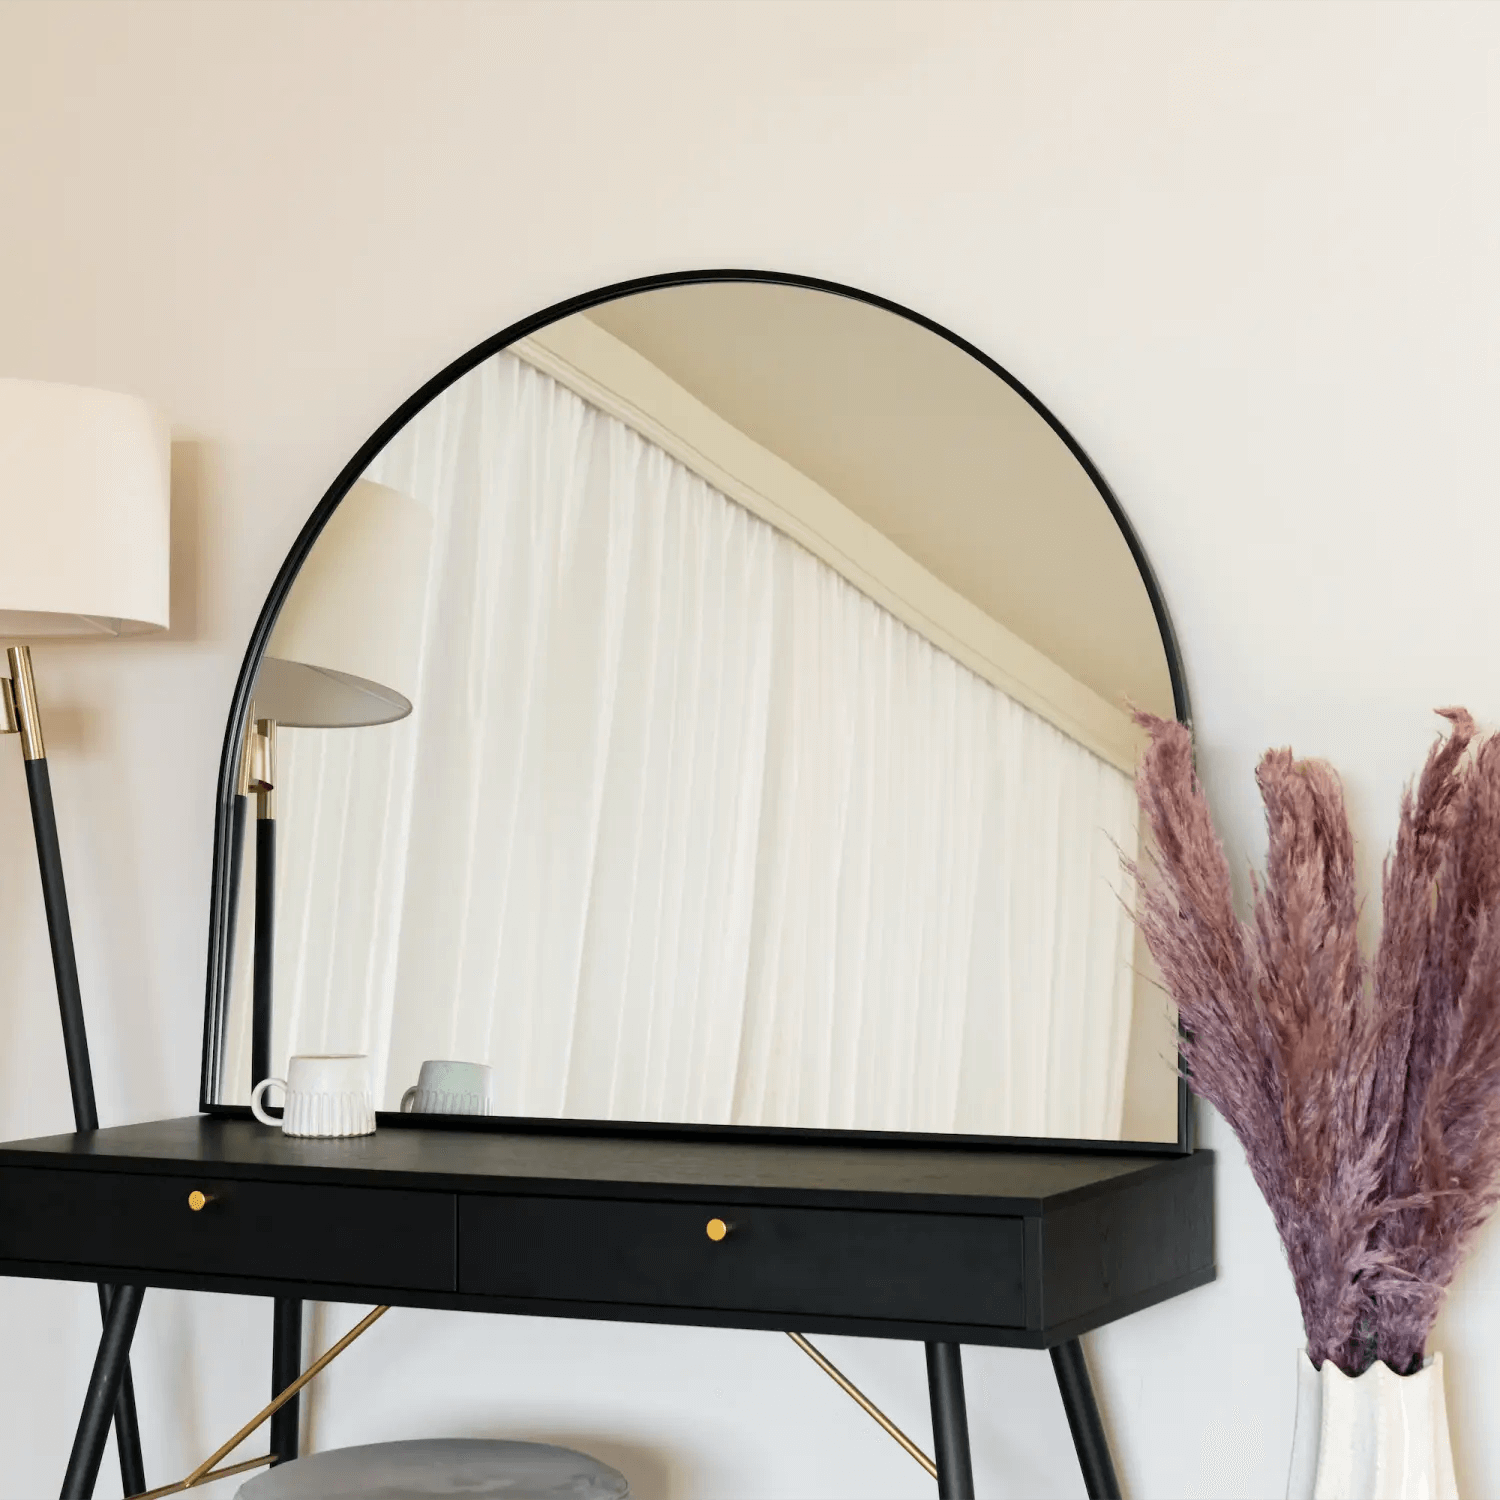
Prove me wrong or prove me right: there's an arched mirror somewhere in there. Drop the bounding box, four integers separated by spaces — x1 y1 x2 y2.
201 272 1188 1147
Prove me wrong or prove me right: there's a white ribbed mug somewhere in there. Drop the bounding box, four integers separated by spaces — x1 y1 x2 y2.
400 1060 495 1117
251 1055 376 1138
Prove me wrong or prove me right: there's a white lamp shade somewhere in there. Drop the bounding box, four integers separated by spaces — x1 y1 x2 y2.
0 378 171 636
258 479 432 728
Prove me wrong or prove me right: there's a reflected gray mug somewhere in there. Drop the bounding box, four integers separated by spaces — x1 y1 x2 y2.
400 1059 495 1116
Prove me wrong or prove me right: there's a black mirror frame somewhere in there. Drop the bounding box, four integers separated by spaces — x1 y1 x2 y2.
199 267 1193 1155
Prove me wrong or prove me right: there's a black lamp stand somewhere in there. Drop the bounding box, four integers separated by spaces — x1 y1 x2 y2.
3 645 147 1496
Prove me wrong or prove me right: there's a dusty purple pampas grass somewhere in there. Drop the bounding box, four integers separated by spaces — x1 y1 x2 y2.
1134 709 1500 1376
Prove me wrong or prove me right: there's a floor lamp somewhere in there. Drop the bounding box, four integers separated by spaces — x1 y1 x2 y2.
0 378 171 1497
234 477 430 1464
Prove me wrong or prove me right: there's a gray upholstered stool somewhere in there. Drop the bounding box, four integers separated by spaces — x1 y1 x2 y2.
234 1439 630 1499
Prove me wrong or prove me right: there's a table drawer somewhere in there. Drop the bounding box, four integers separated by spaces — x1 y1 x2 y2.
0 1166 455 1292
459 1195 1024 1327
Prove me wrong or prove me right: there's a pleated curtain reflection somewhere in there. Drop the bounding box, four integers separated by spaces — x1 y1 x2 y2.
252 352 1140 1138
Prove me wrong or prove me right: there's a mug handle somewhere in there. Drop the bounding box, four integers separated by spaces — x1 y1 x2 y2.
251 1077 287 1127
400 1086 418 1113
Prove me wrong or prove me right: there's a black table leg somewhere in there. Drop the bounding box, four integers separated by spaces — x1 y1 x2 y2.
924 1342 974 1500
97 1285 146 1497
269 1297 303 1464
1050 1338 1122 1500
61 1284 145 1500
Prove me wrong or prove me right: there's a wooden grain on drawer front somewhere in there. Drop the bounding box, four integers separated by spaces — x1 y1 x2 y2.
460 1196 1024 1327
0 1167 455 1291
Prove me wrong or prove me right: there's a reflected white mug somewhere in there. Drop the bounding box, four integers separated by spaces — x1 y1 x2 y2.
400 1059 495 1117
251 1055 376 1138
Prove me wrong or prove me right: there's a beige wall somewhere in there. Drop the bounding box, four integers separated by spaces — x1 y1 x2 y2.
2 3 1499 1496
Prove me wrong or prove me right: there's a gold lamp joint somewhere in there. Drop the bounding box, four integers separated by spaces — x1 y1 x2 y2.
4 646 44 759
248 717 276 817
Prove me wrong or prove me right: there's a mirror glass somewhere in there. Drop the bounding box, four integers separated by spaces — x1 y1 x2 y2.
210 279 1182 1142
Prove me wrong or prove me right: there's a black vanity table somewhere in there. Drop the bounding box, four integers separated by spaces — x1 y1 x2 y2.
0 1115 1212 1498
0 269 1219 1500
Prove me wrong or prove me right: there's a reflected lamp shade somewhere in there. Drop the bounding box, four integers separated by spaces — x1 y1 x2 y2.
256 479 432 727
0 379 171 636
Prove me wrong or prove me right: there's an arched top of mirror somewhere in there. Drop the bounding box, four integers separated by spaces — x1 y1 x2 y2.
203 271 1187 1151
587 285 1173 721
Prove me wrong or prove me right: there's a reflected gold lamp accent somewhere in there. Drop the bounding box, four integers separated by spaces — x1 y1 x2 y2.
0 377 169 1497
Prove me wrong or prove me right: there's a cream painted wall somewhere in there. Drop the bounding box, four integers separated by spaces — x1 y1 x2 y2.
1 2 1498 1496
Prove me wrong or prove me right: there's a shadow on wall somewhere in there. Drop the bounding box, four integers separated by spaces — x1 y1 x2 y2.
165 438 206 646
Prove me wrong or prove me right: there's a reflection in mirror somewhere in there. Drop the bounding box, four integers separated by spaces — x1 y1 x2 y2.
217 281 1181 1142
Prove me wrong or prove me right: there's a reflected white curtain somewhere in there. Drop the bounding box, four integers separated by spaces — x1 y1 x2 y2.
230 352 1140 1138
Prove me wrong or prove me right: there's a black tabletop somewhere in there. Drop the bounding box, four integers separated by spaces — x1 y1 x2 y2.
0 1115 1203 1215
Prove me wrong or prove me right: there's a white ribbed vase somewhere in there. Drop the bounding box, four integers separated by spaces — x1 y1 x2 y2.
1287 1349 1458 1500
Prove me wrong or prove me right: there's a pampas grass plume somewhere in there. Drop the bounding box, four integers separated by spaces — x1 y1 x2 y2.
1134 710 1500 1374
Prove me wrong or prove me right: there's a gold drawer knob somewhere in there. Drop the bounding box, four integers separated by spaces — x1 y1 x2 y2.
706 1217 729 1242
187 1190 214 1212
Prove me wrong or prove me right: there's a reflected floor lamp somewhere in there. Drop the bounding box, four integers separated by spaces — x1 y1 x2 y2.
0 378 170 1498
231 477 429 1464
